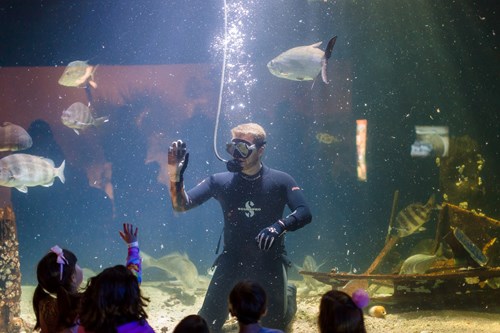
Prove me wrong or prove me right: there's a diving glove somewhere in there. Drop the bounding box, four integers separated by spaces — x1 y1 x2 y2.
167 140 189 183
256 220 286 251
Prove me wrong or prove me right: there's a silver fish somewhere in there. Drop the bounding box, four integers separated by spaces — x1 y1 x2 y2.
301 255 325 272
0 122 32 151
399 253 441 274
298 255 326 292
61 102 109 135
142 251 198 296
0 153 65 193
58 60 98 88
394 194 435 238
267 36 337 84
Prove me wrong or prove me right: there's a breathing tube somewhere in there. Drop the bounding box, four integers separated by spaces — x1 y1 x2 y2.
213 0 242 173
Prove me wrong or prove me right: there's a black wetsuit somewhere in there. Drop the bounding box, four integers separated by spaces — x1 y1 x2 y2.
176 165 312 332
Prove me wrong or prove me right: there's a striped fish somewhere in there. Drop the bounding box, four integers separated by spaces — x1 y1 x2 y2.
0 122 33 151
58 60 98 88
0 153 65 193
61 102 109 135
394 194 435 237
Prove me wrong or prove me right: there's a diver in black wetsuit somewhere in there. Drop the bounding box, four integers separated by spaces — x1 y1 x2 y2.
167 123 312 332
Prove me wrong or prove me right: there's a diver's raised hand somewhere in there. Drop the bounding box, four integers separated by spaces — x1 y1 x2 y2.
168 140 189 183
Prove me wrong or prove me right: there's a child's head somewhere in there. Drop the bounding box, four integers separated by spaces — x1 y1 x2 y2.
33 246 82 331
173 314 210 333
318 290 366 333
229 280 267 325
36 245 82 293
78 264 150 332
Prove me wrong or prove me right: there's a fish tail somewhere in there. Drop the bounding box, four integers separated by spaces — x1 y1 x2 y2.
324 36 337 60
56 160 66 184
321 36 337 84
426 193 436 208
94 116 110 127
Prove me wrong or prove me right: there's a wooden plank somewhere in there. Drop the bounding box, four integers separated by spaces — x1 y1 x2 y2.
301 266 500 282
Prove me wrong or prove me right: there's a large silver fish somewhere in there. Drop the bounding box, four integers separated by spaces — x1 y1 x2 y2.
399 254 440 274
142 251 198 296
0 122 32 151
393 194 435 238
61 102 109 135
267 36 337 84
58 60 98 88
0 153 65 193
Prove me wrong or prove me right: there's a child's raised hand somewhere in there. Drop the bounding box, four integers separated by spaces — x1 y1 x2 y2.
119 223 138 245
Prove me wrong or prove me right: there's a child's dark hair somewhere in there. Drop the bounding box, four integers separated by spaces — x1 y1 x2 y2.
78 264 150 333
173 314 210 333
32 248 80 331
318 290 366 333
229 280 267 325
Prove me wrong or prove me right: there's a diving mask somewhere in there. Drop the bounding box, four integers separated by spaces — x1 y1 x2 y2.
226 139 257 159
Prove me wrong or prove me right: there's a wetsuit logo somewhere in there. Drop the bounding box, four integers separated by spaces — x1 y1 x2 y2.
238 200 261 218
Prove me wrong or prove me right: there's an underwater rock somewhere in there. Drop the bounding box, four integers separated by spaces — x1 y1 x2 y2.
0 205 22 333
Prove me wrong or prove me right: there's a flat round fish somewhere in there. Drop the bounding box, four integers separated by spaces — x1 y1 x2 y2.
0 122 33 151
0 153 65 193
267 42 324 81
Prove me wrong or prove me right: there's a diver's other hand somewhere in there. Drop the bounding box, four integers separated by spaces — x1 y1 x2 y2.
256 220 286 251
119 223 138 247
168 140 189 183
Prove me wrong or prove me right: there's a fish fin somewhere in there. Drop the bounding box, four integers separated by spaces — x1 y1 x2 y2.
73 129 80 135
94 116 110 127
56 160 66 184
16 185 28 193
321 36 337 84
42 181 54 187
426 193 436 208
310 41 323 48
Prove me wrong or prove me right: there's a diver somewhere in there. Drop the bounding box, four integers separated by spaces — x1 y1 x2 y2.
167 122 312 332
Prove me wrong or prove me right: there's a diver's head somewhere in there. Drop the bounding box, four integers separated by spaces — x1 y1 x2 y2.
226 123 266 174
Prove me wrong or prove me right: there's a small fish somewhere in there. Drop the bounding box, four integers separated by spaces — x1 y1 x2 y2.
399 253 441 275
58 60 98 88
368 305 387 318
61 102 109 135
0 153 65 193
393 194 435 238
0 122 33 151
316 132 341 145
142 251 198 296
267 36 337 84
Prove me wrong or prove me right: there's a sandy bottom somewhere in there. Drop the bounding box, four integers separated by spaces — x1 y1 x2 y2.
19 280 500 333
